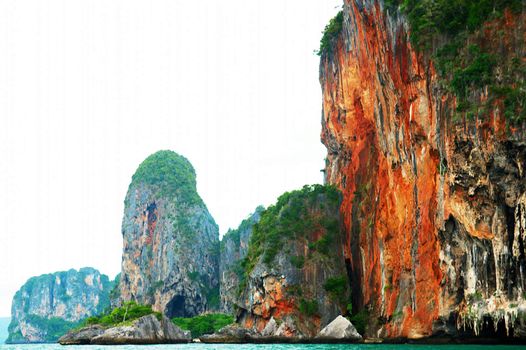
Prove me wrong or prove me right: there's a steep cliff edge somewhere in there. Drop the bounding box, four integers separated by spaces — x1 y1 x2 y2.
235 185 350 338
320 0 525 340
119 150 219 318
6 268 112 343
220 206 264 314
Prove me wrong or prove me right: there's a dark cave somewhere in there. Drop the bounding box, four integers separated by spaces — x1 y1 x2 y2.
165 294 187 318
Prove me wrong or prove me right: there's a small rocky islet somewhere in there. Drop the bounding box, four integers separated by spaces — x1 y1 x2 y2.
7 268 114 343
6 0 526 344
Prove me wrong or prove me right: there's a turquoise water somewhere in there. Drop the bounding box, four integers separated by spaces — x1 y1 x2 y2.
0 345 525 350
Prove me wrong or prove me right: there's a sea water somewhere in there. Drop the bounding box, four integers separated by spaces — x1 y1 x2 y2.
0 344 525 350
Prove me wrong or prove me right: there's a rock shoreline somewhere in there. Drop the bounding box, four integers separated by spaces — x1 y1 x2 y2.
58 313 526 345
58 315 191 345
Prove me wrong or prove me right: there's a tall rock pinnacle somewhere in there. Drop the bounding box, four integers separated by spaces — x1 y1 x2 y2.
119 150 219 317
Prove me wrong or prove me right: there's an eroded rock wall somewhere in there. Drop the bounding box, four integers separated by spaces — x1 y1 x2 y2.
236 185 349 338
320 0 525 339
7 267 112 343
220 206 263 314
119 150 219 318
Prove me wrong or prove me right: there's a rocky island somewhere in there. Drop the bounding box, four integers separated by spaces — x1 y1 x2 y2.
7 0 526 344
6 268 113 343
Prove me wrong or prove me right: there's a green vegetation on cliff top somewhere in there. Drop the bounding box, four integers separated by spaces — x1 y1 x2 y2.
316 10 343 56
241 184 341 279
298 299 319 317
386 0 525 125
319 2 525 125
171 313 234 338
221 206 264 249
130 150 202 205
385 0 523 49
83 301 161 327
324 275 348 304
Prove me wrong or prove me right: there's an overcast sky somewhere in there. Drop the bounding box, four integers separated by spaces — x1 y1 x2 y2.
0 0 342 316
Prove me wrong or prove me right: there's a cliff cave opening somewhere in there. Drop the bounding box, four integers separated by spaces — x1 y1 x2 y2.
165 295 186 318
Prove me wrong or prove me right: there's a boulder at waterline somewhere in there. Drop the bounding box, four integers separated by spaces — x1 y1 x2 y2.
316 315 361 342
59 315 191 345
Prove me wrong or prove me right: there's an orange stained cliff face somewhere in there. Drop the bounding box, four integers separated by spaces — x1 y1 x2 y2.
321 0 526 339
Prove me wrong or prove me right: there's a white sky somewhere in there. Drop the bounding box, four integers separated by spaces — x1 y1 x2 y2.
0 0 342 316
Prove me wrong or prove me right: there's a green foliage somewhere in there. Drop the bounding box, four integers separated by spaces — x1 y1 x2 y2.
242 184 341 276
315 0 526 127
349 309 369 335
317 11 344 56
492 85 526 124
231 260 245 282
290 255 305 269
451 45 496 99
323 275 348 303
221 228 240 252
389 0 522 50
83 301 161 327
173 213 197 239
311 235 331 255
130 150 202 205
437 40 525 125
188 271 199 281
287 284 304 297
202 285 220 310
298 299 319 317
171 313 234 338
387 0 525 125
346 303 353 315
207 293 220 310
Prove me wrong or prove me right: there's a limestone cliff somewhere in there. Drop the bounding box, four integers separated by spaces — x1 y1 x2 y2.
320 0 525 340
220 206 264 314
119 150 219 318
235 185 350 338
7 268 112 343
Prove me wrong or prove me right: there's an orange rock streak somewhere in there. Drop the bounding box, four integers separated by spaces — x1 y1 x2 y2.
321 0 442 338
